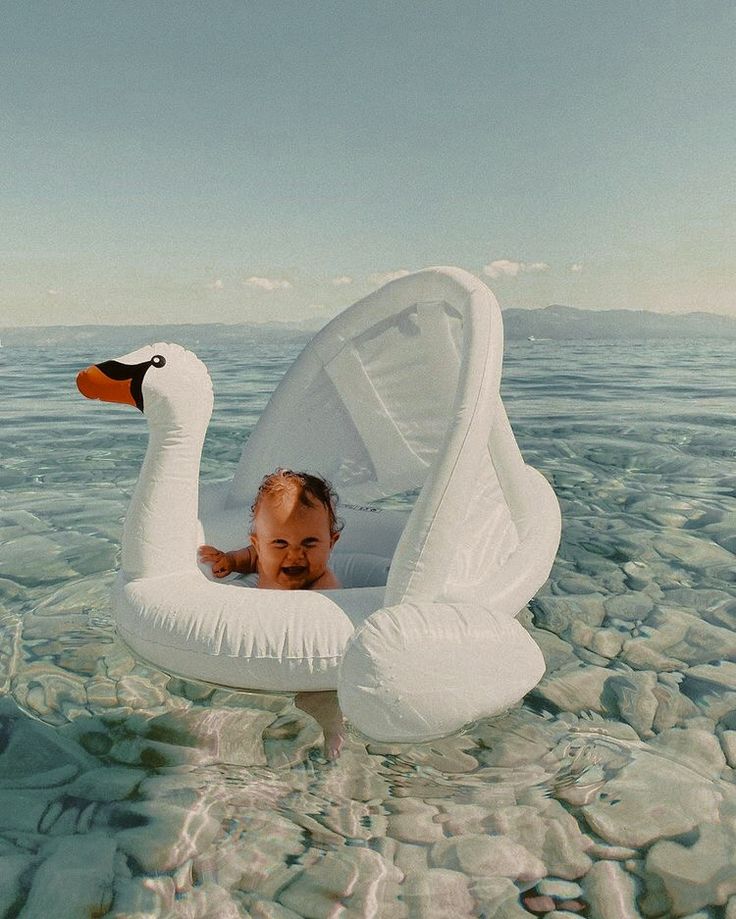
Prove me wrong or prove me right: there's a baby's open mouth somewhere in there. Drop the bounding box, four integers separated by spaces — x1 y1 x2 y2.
281 566 307 577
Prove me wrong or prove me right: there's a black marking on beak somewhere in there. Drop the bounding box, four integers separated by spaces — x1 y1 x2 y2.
95 355 165 412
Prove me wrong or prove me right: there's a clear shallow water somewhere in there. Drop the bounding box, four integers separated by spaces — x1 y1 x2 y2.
1 336 735 918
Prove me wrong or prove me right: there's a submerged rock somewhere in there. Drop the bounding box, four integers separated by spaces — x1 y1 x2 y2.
645 823 736 915
84 674 122 709
114 873 176 916
399 868 476 919
470 877 529 918
483 796 592 880
721 731 736 769
12 663 88 724
388 840 429 876
648 727 728 779
591 628 624 659
535 663 612 714
395 734 479 774
537 801 593 880
278 847 402 919
65 766 146 801
555 574 601 595
537 878 582 900
20 833 116 919
320 798 389 841
316 749 393 803
522 893 557 913
114 798 221 873
604 592 654 621
586 841 638 860
652 680 701 732
582 752 722 847
199 810 306 898
0 696 96 786
624 607 736 668
527 625 578 672
694 691 736 725
0 534 77 584
607 671 659 737
0 608 22 694
115 674 169 710
474 712 564 767
0 852 36 917
429 833 545 883
533 595 607 632
620 640 685 672
144 705 276 767
247 897 305 919
653 532 735 570
386 799 445 845
686 662 736 692
582 859 639 919
435 803 490 836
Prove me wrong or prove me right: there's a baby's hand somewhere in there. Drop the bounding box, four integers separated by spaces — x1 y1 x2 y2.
198 545 234 578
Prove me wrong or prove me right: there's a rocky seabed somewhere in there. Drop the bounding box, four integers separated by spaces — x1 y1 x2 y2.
1 534 735 919
1 341 735 917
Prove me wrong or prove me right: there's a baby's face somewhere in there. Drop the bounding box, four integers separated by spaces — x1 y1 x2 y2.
251 490 338 590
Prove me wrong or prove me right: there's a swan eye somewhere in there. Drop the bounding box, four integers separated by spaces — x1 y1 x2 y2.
151 355 166 368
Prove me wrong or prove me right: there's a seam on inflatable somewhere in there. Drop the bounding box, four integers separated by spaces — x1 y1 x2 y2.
483 439 521 564
117 624 342 662
401 288 498 600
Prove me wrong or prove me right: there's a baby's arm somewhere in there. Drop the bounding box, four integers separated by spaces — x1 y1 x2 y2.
198 545 257 578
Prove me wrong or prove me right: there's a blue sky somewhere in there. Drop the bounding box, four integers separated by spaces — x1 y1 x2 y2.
2 1 734 325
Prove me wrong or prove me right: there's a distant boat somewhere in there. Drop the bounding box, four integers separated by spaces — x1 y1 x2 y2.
528 335 536 341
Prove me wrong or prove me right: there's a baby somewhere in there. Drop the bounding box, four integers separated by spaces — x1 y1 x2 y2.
198 469 345 758
198 469 342 590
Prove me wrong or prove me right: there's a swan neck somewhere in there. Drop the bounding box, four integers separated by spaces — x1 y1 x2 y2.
121 419 206 580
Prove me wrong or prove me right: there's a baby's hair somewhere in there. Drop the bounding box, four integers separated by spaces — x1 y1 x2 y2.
250 469 343 535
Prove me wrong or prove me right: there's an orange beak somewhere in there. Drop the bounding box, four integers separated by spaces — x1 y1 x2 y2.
76 365 138 408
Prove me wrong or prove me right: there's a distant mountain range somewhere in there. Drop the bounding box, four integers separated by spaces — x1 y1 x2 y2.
501 304 736 341
2 305 735 348
0 321 315 351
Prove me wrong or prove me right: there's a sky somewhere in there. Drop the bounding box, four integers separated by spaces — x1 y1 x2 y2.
2 1 735 325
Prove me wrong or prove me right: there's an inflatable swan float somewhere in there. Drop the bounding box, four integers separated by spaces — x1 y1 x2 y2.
77 267 561 742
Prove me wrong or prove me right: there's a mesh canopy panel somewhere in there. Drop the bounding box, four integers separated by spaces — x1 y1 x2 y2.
230 299 466 504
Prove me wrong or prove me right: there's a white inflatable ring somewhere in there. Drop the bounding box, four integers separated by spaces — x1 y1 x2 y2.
77 267 560 742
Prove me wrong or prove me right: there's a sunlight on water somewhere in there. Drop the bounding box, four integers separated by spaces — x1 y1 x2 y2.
0 336 735 917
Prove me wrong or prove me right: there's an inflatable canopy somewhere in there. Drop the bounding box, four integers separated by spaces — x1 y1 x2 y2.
77 267 561 742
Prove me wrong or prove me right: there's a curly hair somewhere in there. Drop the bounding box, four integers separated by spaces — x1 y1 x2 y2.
250 469 342 535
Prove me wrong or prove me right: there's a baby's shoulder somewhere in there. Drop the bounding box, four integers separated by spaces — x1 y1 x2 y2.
310 569 341 591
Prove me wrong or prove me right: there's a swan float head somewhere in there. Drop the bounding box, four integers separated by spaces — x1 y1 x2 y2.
77 342 215 580
76 342 213 429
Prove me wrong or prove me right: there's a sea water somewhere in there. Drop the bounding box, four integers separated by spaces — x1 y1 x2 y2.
0 334 734 917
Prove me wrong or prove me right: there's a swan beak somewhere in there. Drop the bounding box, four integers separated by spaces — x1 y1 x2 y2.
76 364 139 409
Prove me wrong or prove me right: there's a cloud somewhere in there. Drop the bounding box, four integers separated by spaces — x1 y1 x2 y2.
331 275 353 286
369 269 411 285
483 259 550 279
244 276 292 291
46 288 60 296
483 259 523 279
570 263 584 273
